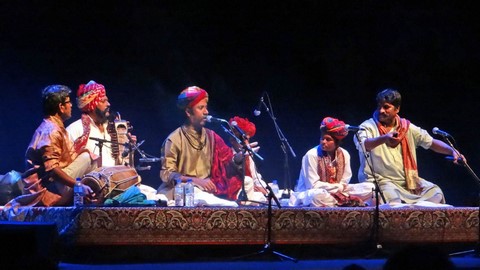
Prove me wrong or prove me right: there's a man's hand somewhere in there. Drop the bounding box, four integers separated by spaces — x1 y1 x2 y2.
195 177 217 193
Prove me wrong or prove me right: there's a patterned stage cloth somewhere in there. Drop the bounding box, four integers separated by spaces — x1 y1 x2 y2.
1 206 478 246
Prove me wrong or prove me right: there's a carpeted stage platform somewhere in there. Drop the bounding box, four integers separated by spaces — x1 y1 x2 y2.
1 205 479 264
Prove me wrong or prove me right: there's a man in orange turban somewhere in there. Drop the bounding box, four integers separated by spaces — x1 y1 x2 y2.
291 117 374 207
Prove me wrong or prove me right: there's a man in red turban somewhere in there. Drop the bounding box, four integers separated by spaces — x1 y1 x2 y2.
67 80 136 167
228 116 267 204
76 80 107 113
158 86 246 205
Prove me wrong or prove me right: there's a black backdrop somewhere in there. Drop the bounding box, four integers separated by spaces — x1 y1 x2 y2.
1 1 479 206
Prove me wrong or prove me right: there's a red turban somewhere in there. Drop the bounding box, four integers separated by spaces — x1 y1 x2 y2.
177 86 208 110
229 116 256 138
320 117 348 140
76 80 106 113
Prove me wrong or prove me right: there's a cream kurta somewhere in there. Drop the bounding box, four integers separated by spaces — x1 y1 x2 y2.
353 118 445 204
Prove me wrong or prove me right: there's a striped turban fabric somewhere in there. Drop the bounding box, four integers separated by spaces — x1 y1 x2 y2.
320 117 348 141
77 80 106 112
177 86 208 110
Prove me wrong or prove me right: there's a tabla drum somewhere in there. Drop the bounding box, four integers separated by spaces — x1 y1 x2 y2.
81 165 141 204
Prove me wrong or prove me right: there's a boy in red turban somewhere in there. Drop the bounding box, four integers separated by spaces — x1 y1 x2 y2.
291 117 374 207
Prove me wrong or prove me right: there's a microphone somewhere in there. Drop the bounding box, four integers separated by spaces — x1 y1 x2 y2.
205 115 228 124
89 137 110 143
432 127 451 137
230 121 265 162
230 121 248 140
136 165 151 171
253 92 265 116
345 124 365 132
139 157 161 163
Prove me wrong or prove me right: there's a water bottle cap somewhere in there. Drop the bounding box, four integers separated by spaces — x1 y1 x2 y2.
272 180 278 184
187 178 193 182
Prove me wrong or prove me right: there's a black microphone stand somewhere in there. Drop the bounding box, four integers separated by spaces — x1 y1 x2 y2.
233 183 297 262
90 137 154 170
134 140 161 171
443 136 480 257
259 92 296 199
353 132 387 258
216 123 265 204
90 137 114 167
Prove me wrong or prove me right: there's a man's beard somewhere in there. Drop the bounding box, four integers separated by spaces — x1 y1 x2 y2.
95 107 110 124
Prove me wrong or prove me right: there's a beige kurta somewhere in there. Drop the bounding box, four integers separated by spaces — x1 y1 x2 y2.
158 126 214 199
353 118 445 204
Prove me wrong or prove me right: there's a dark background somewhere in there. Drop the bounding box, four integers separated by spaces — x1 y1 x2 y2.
1 1 479 206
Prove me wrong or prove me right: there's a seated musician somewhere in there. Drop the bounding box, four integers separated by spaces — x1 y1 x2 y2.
6 85 97 207
228 116 268 205
67 80 136 167
157 86 259 206
290 117 374 207
66 81 160 203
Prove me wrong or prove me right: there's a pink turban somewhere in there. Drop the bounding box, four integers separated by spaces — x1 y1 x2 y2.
320 117 348 141
229 116 256 138
177 86 208 110
76 80 106 112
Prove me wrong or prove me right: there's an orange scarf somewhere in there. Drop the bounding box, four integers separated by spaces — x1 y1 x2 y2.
373 112 420 193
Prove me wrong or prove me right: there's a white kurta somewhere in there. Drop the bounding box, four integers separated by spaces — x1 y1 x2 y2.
234 151 268 204
291 146 374 207
67 117 116 167
353 118 445 205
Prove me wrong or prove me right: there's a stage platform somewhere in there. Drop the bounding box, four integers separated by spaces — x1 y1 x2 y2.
1 205 478 248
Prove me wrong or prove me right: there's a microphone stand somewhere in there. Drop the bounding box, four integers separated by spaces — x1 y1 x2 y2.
218 124 252 203
90 137 155 171
134 141 161 171
90 137 105 167
443 136 480 257
233 183 297 262
260 92 296 199
354 132 387 258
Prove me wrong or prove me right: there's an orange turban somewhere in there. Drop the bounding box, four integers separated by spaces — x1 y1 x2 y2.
320 117 348 140
229 116 256 138
177 86 208 110
76 80 106 112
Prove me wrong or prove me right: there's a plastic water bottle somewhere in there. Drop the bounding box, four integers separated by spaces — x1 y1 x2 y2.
269 180 280 198
174 178 184 206
185 179 195 207
73 177 85 207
